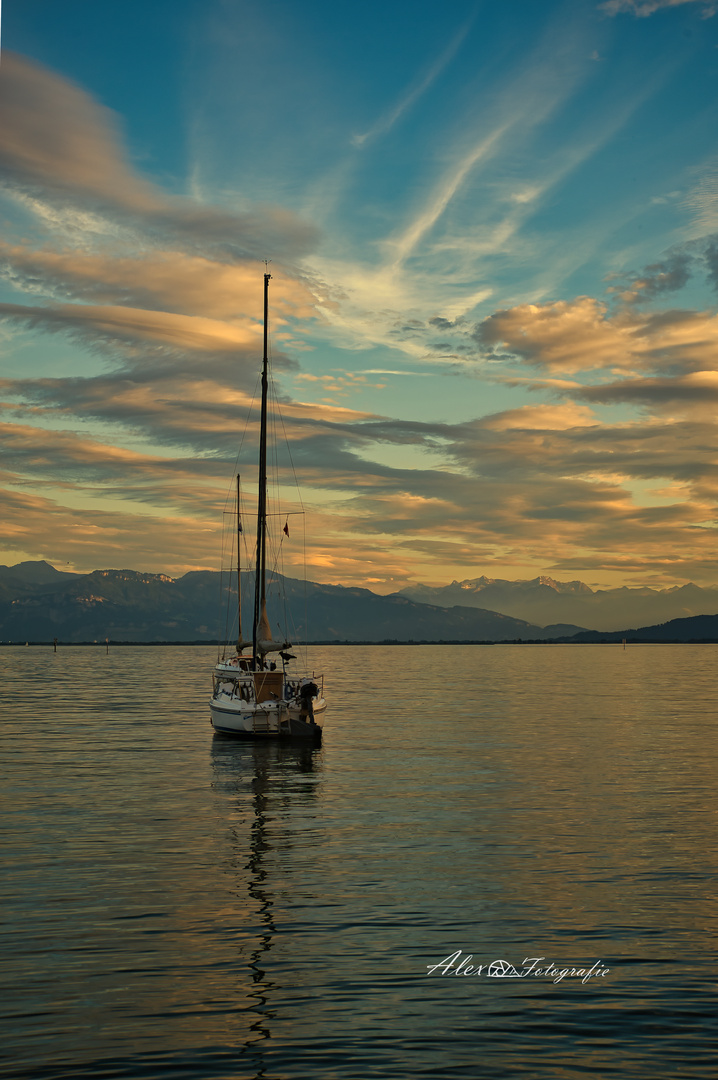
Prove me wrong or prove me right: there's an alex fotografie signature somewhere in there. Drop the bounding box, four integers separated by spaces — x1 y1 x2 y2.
427 951 610 984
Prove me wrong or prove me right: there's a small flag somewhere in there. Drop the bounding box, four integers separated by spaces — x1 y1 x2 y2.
283 520 290 537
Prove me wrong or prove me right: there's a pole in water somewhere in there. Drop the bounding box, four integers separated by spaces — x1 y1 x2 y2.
622 638 626 650
106 637 109 655
53 637 58 653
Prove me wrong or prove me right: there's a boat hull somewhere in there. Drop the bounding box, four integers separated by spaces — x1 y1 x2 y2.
209 695 326 740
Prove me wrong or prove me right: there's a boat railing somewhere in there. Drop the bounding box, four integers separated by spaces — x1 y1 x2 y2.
213 669 324 706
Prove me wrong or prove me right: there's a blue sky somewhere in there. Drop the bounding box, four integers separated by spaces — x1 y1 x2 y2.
1 0 718 590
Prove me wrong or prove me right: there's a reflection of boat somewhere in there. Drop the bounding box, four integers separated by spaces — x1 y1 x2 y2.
209 738 321 1073
210 272 326 740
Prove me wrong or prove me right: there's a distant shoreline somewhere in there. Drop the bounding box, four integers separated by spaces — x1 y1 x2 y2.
4 639 718 647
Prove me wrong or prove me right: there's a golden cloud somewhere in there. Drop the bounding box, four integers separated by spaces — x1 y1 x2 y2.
0 242 321 324
476 297 718 376
0 52 318 259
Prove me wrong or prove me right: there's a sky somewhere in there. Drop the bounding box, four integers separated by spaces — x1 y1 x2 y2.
1 0 718 592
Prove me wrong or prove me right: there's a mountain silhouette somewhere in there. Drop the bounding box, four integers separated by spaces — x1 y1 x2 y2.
0 562 583 643
399 575 718 632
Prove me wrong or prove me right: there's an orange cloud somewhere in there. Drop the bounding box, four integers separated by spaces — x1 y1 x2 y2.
0 243 321 323
477 297 718 376
482 403 597 431
0 52 318 260
0 52 161 210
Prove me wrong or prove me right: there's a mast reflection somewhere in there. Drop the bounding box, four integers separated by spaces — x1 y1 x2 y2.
210 737 322 1078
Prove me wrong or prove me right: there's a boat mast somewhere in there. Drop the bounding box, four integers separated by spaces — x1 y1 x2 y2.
236 473 244 651
252 271 271 664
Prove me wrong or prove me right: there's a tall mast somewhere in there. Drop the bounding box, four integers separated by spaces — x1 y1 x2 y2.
236 473 244 650
253 272 271 663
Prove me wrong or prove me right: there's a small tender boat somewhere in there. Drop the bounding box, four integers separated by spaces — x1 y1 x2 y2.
209 272 326 740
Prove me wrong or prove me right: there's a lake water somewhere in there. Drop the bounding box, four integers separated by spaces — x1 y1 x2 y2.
2 643 717 1079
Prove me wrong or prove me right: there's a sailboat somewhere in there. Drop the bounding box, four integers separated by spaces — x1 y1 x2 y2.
209 272 327 740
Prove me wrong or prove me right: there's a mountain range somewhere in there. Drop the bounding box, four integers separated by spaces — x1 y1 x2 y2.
0 561 581 644
553 615 718 644
2 561 718 644
399 575 718 633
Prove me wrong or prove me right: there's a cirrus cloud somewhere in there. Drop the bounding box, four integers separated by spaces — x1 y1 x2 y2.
599 0 716 17
0 52 318 261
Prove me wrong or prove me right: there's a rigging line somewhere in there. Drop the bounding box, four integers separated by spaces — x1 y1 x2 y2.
262 318 288 640
227 369 264 573
265 378 284 530
231 366 263 481
264 324 312 656
269 507 303 655
265 506 289 637
274 514 306 660
260 285 308 648
266 378 296 642
270 372 309 659
266 373 304 525
217 488 237 657
270 358 309 662
217 367 263 655
237 481 253 636
274 392 305 515
219 504 240 654
275 519 293 642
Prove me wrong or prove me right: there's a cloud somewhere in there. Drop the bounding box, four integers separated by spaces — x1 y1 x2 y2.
309 25 666 360
702 235 718 290
677 160 718 236
599 0 716 16
575 370 718 415
3 41 718 591
0 52 318 260
380 8 655 282
481 403 598 431
475 298 628 372
359 369 434 377
0 52 161 211
475 297 718 375
0 483 228 576
0 243 321 323
608 252 694 303
351 12 475 147
3 351 718 587
0 365 384 460
0 301 267 357
387 125 511 268
3 244 718 589
0 420 230 514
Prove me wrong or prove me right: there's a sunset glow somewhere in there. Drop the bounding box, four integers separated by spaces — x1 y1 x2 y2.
1 1 718 590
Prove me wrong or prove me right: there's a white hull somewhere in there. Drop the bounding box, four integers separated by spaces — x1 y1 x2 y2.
210 692 326 739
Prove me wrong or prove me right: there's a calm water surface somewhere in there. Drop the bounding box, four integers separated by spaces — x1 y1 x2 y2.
1 644 717 1079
